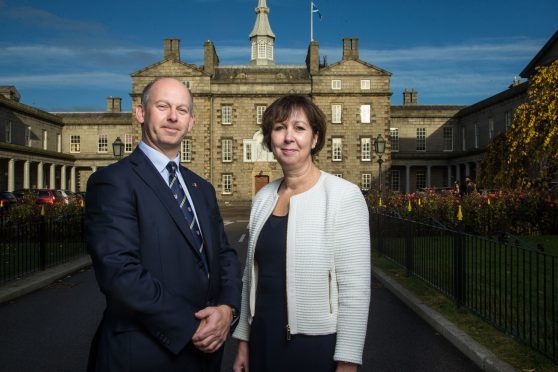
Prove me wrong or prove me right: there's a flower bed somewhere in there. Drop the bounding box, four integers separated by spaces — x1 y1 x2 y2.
367 188 558 236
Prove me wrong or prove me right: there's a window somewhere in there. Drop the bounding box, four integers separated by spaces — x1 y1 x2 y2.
25 126 31 146
360 105 371 123
474 123 479 149
505 111 512 130
256 105 266 125
361 79 371 90
70 135 81 153
361 137 371 161
5 121 12 143
222 139 233 162
222 105 233 125
267 43 273 60
361 173 372 191
243 139 254 162
390 128 399 152
416 170 426 189
331 104 342 124
98 134 108 153
258 42 266 59
182 80 191 89
488 118 494 139
181 138 192 162
42 130 47 150
334 173 343 178
222 174 233 195
391 170 401 192
57 134 61 152
124 134 134 153
416 128 426 151
331 80 341 90
443 127 453 151
332 138 342 161
461 127 466 151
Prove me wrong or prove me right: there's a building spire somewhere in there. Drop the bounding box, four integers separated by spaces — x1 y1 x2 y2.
249 0 275 65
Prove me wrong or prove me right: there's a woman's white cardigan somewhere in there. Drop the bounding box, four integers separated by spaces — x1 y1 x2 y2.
233 171 371 365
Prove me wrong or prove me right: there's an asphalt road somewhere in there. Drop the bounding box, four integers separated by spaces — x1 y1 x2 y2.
0 207 480 371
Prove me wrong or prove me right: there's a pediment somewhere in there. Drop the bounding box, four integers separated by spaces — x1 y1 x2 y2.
320 59 391 76
131 59 206 77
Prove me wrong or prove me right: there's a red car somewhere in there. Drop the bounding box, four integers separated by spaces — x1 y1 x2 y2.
35 189 57 204
13 189 56 204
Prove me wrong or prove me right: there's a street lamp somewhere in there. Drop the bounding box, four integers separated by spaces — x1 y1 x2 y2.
374 134 386 203
112 137 124 158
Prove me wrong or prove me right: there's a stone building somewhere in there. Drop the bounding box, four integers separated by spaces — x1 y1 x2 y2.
0 0 556 204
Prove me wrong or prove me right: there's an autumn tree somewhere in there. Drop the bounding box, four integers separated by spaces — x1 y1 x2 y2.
480 60 558 190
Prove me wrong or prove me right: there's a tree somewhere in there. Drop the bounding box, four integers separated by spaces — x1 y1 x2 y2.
480 60 558 190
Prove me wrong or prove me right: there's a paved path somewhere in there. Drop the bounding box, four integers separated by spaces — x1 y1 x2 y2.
0 207 493 371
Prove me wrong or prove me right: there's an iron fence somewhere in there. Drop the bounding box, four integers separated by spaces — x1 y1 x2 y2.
0 213 87 284
371 211 558 363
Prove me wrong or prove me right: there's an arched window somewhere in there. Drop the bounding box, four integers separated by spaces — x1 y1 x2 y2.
258 42 267 59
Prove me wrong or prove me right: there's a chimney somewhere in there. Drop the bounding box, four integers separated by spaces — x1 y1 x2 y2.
403 88 418 105
342 38 359 60
106 97 122 113
164 38 180 61
0 86 21 102
203 40 220 76
411 88 418 104
306 41 320 75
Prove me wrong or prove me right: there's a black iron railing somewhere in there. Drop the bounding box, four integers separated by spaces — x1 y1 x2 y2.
0 214 87 284
371 211 558 363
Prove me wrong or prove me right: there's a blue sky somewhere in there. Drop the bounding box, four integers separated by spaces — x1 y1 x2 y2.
0 0 556 112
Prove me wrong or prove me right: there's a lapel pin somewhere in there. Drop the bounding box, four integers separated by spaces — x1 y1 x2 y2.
193 182 198 188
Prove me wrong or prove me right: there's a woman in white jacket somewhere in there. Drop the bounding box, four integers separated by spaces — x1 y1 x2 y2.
233 95 370 372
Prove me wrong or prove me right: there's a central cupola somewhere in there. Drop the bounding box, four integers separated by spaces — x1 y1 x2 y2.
249 0 275 65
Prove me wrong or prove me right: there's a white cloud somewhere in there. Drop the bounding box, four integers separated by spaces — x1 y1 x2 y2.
0 72 130 89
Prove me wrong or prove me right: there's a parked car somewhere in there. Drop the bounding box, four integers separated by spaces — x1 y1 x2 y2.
12 189 56 204
54 189 77 205
0 191 18 209
35 189 57 204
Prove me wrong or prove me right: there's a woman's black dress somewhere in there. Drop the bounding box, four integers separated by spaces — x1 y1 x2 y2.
248 214 336 372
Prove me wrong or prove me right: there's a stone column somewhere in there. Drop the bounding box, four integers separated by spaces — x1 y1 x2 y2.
465 163 471 177
456 164 461 183
50 164 56 189
70 167 76 192
405 165 411 194
61 166 67 189
37 162 44 188
23 160 30 188
8 159 15 192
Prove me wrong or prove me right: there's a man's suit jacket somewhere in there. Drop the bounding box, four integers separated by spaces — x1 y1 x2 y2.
85 148 241 372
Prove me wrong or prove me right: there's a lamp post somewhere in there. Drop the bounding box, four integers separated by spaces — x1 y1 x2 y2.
112 137 124 159
374 134 386 204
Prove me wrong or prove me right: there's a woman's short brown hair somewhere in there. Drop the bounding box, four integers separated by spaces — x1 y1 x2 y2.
261 95 327 157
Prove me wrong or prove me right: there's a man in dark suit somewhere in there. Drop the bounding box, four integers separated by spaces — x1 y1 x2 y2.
85 77 241 371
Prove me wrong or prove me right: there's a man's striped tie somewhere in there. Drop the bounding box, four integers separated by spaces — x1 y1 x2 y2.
166 161 208 274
